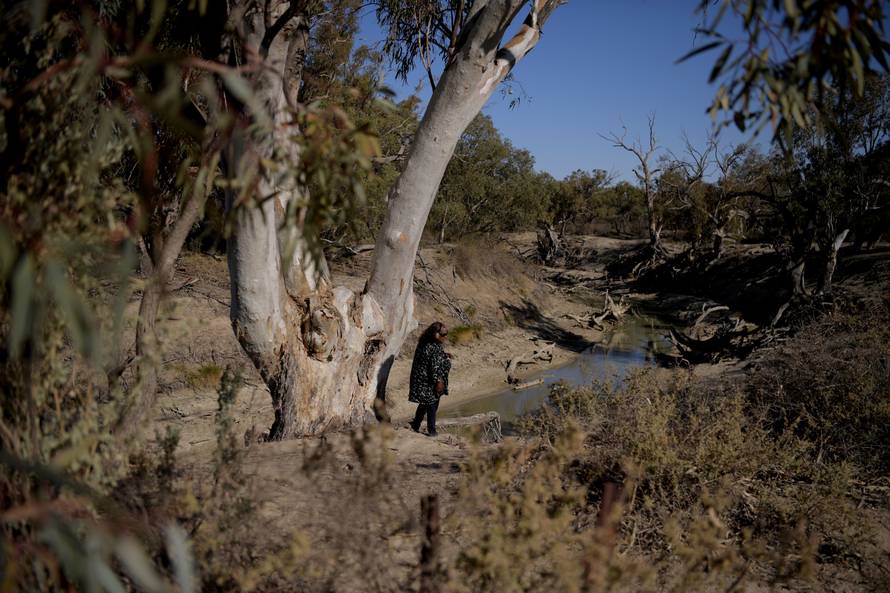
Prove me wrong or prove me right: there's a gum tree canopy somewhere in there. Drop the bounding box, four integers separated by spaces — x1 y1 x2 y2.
224 0 563 439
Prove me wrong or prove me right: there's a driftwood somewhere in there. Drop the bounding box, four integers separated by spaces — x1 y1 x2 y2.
562 291 630 329
511 378 545 391
591 291 630 329
436 412 502 443
561 312 590 328
505 339 554 384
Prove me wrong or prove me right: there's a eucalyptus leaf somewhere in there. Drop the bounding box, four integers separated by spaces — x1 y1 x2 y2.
117 537 167 593
9 254 36 359
165 524 197 593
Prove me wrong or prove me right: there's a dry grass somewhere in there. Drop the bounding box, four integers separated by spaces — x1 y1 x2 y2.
453 238 528 281
11 294 887 593
448 324 484 345
747 302 890 473
184 362 225 390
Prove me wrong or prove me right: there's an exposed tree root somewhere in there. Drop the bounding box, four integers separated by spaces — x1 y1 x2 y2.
606 242 668 278
561 290 630 330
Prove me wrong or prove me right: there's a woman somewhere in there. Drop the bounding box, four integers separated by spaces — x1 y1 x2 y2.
408 322 452 436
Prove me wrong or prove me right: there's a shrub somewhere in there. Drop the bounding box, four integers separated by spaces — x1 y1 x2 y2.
747 305 890 473
474 367 884 592
449 324 484 345
184 362 225 390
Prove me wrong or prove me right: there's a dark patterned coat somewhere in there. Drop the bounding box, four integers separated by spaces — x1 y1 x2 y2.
408 341 451 405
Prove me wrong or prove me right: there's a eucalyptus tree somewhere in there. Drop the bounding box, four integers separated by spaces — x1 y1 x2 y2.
769 75 890 300
223 0 564 438
689 0 890 141
548 169 614 233
431 114 550 241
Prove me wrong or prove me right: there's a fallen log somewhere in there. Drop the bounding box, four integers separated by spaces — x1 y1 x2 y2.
511 378 545 391
669 321 753 363
561 313 591 328
436 412 502 443
321 238 375 257
669 327 734 354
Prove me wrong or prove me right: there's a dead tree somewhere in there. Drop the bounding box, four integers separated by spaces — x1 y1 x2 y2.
536 221 563 265
602 115 662 250
590 291 630 329
816 226 850 296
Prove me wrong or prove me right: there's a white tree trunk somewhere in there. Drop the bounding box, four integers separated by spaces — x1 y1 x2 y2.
817 228 849 295
226 0 561 439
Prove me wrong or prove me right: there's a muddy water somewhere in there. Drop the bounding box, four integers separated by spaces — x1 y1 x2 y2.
441 312 672 426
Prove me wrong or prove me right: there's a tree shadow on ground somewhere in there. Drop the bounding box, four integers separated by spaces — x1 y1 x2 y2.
500 300 593 353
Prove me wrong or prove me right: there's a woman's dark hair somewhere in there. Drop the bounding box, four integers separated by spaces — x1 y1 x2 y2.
417 322 446 347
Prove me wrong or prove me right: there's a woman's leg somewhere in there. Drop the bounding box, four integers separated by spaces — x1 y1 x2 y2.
426 400 439 436
411 404 426 431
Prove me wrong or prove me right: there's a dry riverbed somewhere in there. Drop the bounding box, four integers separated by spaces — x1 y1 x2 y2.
147 240 616 450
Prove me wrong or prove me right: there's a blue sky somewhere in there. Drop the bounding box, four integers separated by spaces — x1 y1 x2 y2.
356 1 758 182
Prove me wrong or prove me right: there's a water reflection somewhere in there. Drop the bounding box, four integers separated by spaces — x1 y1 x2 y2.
441 313 671 425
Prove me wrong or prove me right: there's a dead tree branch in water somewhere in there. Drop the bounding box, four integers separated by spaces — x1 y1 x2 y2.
505 338 555 384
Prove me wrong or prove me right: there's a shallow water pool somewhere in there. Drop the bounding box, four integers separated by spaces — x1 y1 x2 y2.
440 312 672 426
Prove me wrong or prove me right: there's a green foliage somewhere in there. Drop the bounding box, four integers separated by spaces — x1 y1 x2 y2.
375 0 473 83
549 170 648 235
688 0 890 140
429 114 553 241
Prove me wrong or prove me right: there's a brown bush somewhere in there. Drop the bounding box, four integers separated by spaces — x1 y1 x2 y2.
747 304 890 473
491 367 884 592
